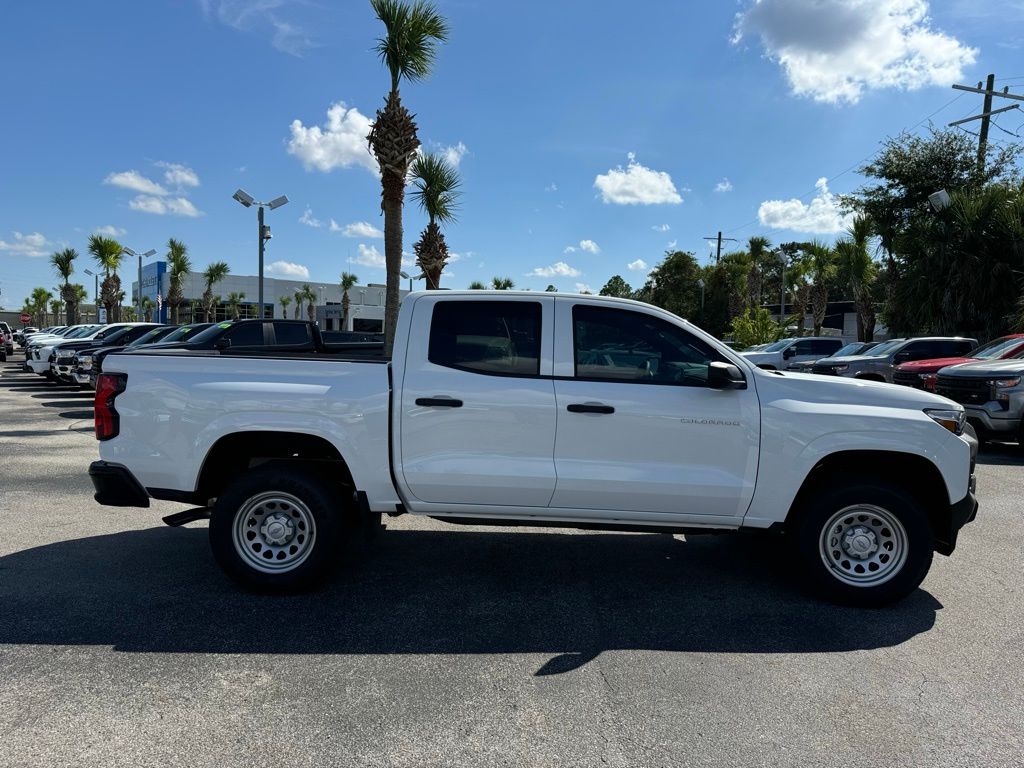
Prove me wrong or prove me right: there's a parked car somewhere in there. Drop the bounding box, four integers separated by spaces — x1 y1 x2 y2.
786 341 881 373
0 321 14 356
23 325 101 370
26 324 150 377
811 337 978 382
73 324 210 389
893 334 1024 391
90 292 977 607
741 336 844 370
935 358 1024 443
143 319 383 357
52 323 163 383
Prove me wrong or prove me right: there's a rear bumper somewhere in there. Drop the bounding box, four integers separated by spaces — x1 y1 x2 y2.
88 461 151 508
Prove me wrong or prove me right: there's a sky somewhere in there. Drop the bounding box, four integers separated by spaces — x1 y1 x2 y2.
1 0 1023 308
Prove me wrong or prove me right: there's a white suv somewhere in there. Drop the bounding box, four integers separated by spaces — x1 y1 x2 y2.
741 336 844 370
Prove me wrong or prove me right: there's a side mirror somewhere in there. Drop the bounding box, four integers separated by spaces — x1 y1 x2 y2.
708 361 747 390
214 337 231 350
783 347 796 359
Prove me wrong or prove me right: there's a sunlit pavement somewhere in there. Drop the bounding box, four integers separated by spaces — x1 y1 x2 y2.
1 352 1022 768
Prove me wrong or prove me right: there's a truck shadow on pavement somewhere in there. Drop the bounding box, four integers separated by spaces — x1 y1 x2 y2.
0 525 941 673
975 443 1024 467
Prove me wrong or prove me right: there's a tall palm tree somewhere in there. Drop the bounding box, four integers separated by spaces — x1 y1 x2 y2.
491 277 514 290
279 295 291 319
468 280 486 290
806 241 836 336
368 0 449 355
49 297 63 326
410 152 461 289
165 238 192 324
788 259 813 335
835 215 878 341
201 261 230 322
87 234 124 322
30 287 52 326
303 284 317 322
140 296 154 322
70 284 88 323
49 248 78 325
226 292 246 320
746 236 771 309
340 272 359 330
293 290 304 319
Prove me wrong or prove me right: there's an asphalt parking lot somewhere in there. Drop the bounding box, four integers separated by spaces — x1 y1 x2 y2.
1 352 1022 768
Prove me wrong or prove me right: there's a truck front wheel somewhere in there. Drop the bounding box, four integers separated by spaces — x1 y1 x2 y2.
793 481 933 607
209 468 347 591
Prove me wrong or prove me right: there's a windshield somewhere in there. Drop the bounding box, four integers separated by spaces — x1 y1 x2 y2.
761 339 792 352
184 322 234 345
157 323 214 344
63 326 98 339
128 326 175 347
866 339 903 356
831 343 865 357
970 336 1024 359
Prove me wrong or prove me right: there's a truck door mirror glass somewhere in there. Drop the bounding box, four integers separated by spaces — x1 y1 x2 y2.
708 361 746 390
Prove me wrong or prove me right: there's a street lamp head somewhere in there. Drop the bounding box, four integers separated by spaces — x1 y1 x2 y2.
928 189 951 212
84 269 94 276
267 195 289 210
697 278 705 289
233 189 255 208
143 249 157 258
400 271 410 279
122 247 137 257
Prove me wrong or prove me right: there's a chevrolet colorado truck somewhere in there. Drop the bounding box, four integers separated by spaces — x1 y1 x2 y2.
88 292 978 606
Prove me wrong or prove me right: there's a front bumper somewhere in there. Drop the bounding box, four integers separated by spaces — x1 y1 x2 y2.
936 486 978 556
73 370 94 387
88 461 151 507
27 357 50 374
963 404 1022 436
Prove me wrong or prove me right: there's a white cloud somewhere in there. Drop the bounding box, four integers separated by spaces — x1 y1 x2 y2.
156 161 200 188
337 220 384 238
129 195 203 217
271 18 316 57
758 177 854 234
201 1 315 57
545 183 558 192
299 207 322 228
353 243 385 268
441 142 468 167
715 178 734 193
529 261 581 278
0 231 50 257
579 239 600 254
733 0 977 104
563 246 577 254
104 170 167 196
94 225 126 237
594 153 682 205
667 239 678 249
575 283 593 294
627 259 648 271
287 102 377 174
651 223 670 232
265 260 310 279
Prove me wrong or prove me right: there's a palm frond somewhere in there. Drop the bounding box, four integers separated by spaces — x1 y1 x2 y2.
371 0 449 91
410 152 461 224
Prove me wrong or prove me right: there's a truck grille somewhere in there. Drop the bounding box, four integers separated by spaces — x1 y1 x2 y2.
893 370 924 389
811 365 839 375
935 376 991 405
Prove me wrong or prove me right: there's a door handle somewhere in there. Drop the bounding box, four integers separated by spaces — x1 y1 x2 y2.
415 397 463 408
567 402 614 414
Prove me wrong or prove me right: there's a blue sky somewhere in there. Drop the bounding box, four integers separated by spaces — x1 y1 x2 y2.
1 0 1022 308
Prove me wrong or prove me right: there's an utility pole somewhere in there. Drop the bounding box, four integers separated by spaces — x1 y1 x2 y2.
702 231 738 264
950 74 1023 171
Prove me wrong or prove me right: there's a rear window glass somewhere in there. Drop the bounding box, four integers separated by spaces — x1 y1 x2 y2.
273 322 313 346
429 301 541 376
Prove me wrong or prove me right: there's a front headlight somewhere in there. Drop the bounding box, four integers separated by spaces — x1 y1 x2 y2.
990 377 1020 389
79 355 92 369
925 407 966 435
833 364 849 372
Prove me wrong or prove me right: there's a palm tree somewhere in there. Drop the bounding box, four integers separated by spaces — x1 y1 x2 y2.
807 241 836 336
49 248 78 325
69 284 88 323
165 238 192 324
30 287 52 326
491 277 514 290
719 251 751 320
302 284 317 322
279 295 291 319
49 297 63 326
835 215 878 341
368 0 450 355
201 261 230 322
139 296 154 322
410 152 461 289
87 234 124 322
788 259 813 335
468 280 486 290
339 272 358 330
226 291 246 320
293 290 304 319
746 236 771 309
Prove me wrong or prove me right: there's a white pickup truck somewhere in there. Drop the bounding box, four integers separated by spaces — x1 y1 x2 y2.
89 292 978 606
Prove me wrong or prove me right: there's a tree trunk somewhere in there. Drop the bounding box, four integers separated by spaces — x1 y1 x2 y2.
294 301 301 320
811 282 828 336
342 292 350 330
383 195 403 355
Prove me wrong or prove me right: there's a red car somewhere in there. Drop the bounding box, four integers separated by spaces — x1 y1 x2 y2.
893 334 1024 391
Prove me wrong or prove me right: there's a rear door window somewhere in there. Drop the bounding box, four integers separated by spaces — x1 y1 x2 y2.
224 322 265 348
272 322 314 347
429 301 541 376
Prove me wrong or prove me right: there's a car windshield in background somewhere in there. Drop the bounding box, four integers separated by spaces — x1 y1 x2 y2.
62 326 98 339
867 340 903 356
832 343 865 357
159 323 216 344
970 337 1023 359
128 327 173 347
762 339 791 352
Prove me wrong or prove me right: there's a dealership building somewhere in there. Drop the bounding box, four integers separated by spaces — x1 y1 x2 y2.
131 262 408 332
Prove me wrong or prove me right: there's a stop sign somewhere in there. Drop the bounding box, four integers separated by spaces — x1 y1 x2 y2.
20 313 31 324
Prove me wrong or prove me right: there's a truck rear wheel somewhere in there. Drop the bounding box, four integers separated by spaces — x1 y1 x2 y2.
209 468 348 591
793 481 933 607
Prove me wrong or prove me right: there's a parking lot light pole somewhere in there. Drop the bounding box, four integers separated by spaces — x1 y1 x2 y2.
232 189 289 319
122 247 157 320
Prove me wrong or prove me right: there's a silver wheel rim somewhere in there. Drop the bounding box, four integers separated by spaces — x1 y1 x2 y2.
818 504 908 587
231 491 317 574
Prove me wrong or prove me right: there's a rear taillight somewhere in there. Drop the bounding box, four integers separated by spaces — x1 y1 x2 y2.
94 373 127 441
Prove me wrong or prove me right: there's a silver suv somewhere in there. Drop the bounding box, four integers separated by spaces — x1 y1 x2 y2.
812 337 977 382
936 359 1024 443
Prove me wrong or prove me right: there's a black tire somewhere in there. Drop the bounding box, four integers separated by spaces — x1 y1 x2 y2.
209 468 351 591
792 480 933 607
